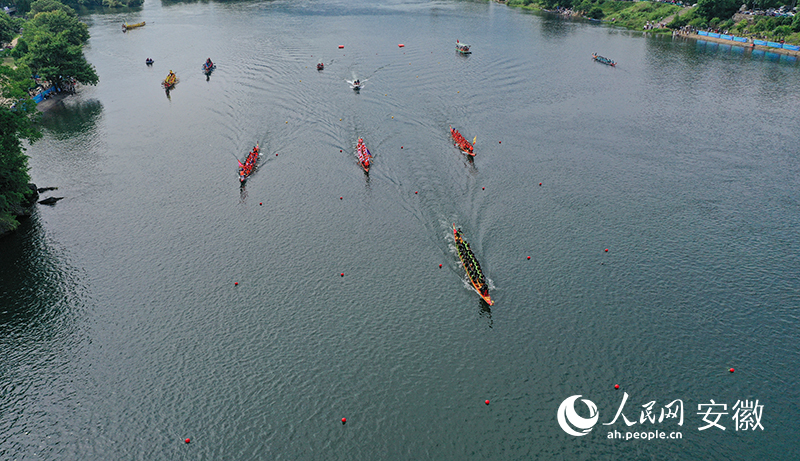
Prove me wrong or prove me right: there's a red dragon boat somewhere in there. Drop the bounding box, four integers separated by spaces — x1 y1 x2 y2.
450 126 475 156
238 143 260 183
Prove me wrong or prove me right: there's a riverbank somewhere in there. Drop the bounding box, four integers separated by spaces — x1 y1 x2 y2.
680 31 800 57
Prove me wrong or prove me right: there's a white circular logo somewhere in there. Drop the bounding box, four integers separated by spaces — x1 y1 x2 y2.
557 395 599 437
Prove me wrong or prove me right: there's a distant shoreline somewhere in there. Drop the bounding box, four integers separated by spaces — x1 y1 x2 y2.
681 32 800 58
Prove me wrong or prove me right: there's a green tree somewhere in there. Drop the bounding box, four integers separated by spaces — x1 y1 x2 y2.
18 10 97 89
0 8 16 44
695 0 739 21
26 9 89 46
29 0 77 17
0 64 40 235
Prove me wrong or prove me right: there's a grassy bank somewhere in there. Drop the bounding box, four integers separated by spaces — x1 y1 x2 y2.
507 0 683 31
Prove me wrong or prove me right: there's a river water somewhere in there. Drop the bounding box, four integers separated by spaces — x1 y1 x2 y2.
1 0 799 459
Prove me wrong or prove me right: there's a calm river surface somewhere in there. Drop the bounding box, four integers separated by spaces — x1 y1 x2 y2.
2 0 799 459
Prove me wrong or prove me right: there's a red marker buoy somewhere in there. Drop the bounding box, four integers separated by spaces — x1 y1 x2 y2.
340 273 344 277
482 187 485 190
398 44 404 47
527 256 531 260
439 264 442 268
338 45 344 49
340 149 342 152
234 282 238 286
401 146 403 149
614 384 620 389
276 153 278 156
499 141 501 144
539 183 542 186
414 191 418 194
485 400 490 405
185 438 191 444
259 202 262 206
605 249 609 252
730 368 735 373
341 417 347 424
340 197 343 200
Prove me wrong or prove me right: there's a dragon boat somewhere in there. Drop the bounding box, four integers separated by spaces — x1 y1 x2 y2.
162 71 178 89
122 22 145 31
356 138 372 173
203 59 215 74
238 143 260 183
453 224 493 305
449 126 475 156
592 53 616 66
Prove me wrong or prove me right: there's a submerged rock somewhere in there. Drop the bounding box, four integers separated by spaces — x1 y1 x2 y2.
39 197 64 205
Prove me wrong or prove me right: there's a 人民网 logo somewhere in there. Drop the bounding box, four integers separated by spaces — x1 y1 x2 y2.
557 395 599 436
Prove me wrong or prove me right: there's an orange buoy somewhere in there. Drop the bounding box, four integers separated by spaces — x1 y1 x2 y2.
338 45 344 49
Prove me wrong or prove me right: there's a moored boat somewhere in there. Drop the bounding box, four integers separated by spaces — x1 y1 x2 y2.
203 58 215 74
122 21 145 31
453 224 492 305
162 70 178 89
456 40 471 54
350 79 362 90
317 62 324 70
592 53 616 66
145 58 154 65
238 143 260 183
356 138 372 173
449 126 475 156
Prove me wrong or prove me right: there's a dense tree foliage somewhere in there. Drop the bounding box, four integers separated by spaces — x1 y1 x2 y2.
695 0 740 21
9 0 142 15
0 65 40 235
29 0 77 17
18 9 97 89
1 0 97 235
0 9 17 44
